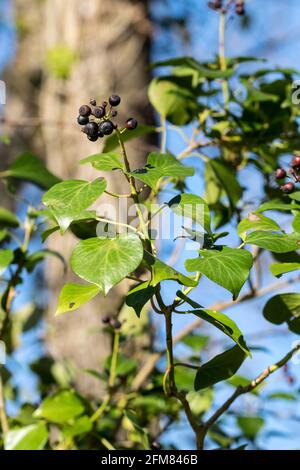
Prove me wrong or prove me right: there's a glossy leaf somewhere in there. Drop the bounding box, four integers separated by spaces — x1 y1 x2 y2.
144 251 197 287
80 153 125 171
194 346 247 391
245 231 300 253
125 282 155 317
6 152 60 189
56 283 100 315
269 262 300 278
209 159 242 207
34 390 85 424
0 207 19 228
190 309 250 355
186 247 253 300
42 178 106 232
168 193 211 233
71 234 144 295
237 213 280 240
4 424 48 450
130 152 194 191
263 293 300 334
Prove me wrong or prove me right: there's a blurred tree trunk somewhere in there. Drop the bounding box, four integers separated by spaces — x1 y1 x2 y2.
5 0 154 395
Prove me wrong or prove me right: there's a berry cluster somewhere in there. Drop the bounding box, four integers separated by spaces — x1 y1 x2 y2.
275 155 300 194
77 94 138 142
102 315 122 330
208 0 245 15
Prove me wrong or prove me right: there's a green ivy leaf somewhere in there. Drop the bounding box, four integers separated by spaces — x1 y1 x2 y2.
34 390 85 424
236 416 264 440
4 424 48 450
0 208 19 228
79 153 125 171
185 247 253 300
152 57 235 79
263 293 300 334
168 193 211 233
257 200 300 213
126 282 155 317
62 416 92 438
148 77 198 125
194 346 247 391
245 231 300 253
0 249 14 275
269 262 300 278
190 309 250 355
130 152 194 191
56 283 100 315
42 178 106 232
6 152 60 189
209 159 242 207
71 234 144 295
144 251 197 287
237 212 280 240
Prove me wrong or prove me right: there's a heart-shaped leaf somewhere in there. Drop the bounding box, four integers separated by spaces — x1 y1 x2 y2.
168 193 211 233
42 178 106 232
56 283 100 315
245 231 300 253
130 152 194 191
34 390 85 424
80 153 125 171
194 345 247 391
185 247 253 300
237 212 280 240
126 282 156 317
71 234 144 295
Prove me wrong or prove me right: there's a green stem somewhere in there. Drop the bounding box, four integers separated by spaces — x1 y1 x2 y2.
0 371 8 436
164 309 177 395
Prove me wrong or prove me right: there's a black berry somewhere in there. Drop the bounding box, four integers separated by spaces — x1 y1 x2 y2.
94 106 105 118
79 105 92 117
102 316 112 324
111 110 118 117
275 168 286 180
102 101 108 108
125 118 138 130
87 134 98 142
99 120 114 135
98 128 104 138
77 115 89 126
109 94 121 107
84 121 99 137
112 320 122 330
90 99 97 106
291 156 300 168
281 182 295 194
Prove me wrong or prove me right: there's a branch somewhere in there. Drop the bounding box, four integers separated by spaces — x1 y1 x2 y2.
131 274 300 391
203 342 300 434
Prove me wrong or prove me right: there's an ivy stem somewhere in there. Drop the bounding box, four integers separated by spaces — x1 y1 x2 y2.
116 128 151 248
164 308 177 395
219 11 229 107
90 329 120 424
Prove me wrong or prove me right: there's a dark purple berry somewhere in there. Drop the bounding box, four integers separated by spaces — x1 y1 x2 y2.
125 118 138 130
111 110 118 117
90 99 97 106
112 320 122 330
291 156 300 168
102 316 112 324
77 115 89 126
98 128 104 138
87 134 98 142
84 121 99 137
102 101 108 108
281 182 295 194
275 168 286 180
109 94 121 107
235 5 245 15
94 106 105 118
99 120 114 135
79 105 92 117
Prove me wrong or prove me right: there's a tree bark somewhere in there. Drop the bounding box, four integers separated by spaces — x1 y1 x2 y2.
6 0 154 395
